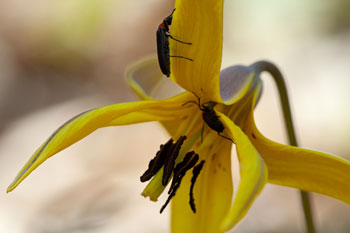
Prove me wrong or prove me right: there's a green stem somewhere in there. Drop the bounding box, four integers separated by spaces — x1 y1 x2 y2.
250 61 316 233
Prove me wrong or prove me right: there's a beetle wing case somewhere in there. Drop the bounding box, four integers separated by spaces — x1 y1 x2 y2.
202 111 225 133
156 28 170 77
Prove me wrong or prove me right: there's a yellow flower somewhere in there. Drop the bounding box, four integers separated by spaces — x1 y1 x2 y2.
7 1 350 233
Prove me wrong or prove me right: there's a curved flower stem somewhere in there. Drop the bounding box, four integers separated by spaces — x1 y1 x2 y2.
250 61 316 233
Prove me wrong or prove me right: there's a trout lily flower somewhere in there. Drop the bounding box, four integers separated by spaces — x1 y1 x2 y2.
8 0 350 233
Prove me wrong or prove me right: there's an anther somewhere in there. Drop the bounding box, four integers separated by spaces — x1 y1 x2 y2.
189 160 205 213
162 136 187 186
140 138 173 182
160 151 199 213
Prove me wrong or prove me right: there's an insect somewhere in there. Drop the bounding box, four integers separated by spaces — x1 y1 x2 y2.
157 9 193 77
183 94 234 143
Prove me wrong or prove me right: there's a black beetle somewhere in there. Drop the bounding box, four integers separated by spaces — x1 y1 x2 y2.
157 9 192 77
183 94 234 143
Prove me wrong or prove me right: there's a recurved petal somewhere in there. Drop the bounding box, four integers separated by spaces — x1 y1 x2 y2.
245 112 350 204
125 56 189 137
7 93 193 192
125 56 184 100
218 113 268 232
219 65 256 105
171 0 223 103
171 132 233 233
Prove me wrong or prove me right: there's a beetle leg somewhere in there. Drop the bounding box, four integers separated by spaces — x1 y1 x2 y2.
169 55 193 61
167 34 192 45
218 132 235 144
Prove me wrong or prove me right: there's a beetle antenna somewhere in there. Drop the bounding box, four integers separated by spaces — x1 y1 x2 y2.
191 92 201 105
182 100 200 108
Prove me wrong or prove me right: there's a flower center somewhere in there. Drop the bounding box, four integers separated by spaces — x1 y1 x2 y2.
183 93 234 143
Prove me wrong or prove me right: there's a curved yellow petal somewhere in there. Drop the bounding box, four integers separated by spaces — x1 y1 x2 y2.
125 56 184 100
171 132 233 233
125 56 190 137
171 0 223 102
242 79 350 204
7 93 193 192
218 113 268 231
246 113 350 203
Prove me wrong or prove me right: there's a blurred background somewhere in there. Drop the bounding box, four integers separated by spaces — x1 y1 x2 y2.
0 0 349 232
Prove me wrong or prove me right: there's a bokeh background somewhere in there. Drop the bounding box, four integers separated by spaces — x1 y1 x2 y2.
0 0 349 232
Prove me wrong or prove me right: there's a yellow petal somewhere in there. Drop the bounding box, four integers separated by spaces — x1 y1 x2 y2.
171 132 233 233
242 80 350 204
171 0 223 102
7 93 193 192
246 113 350 203
218 113 268 231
